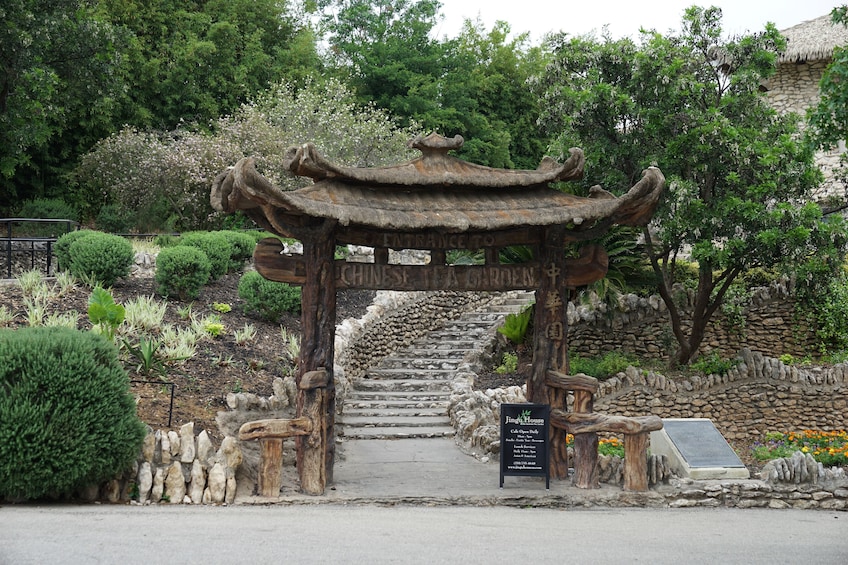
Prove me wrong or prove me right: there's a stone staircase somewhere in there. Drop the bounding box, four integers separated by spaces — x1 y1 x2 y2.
339 291 535 440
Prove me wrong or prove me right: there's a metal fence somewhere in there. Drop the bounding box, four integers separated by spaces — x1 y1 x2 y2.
1 218 79 279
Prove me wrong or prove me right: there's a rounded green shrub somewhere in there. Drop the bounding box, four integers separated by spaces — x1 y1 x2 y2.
68 232 134 286
154 233 179 248
178 231 231 280
238 271 301 322
54 230 96 272
16 197 79 222
155 245 212 300
95 204 134 234
218 230 256 272
15 198 79 237
0 327 147 501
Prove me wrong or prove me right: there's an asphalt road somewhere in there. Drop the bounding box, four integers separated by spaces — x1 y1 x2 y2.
0 504 845 564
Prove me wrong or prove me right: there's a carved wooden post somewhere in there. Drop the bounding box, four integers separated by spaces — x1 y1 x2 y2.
572 388 599 489
258 438 283 497
530 226 569 479
238 417 313 497
298 369 331 495
296 221 337 495
546 371 600 488
624 433 650 491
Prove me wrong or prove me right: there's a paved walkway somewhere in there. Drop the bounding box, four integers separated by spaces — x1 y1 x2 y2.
241 291 665 506
240 435 662 506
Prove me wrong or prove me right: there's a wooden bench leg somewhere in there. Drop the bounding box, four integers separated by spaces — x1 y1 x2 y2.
258 438 283 497
573 432 600 489
623 433 649 491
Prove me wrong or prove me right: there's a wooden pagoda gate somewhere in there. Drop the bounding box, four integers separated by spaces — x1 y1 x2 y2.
212 134 664 495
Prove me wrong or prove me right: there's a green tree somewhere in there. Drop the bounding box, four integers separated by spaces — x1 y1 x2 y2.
318 0 445 125
319 1 548 168
442 19 549 169
538 6 847 366
0 0 126 210
807 6 848 210
99 0 320 130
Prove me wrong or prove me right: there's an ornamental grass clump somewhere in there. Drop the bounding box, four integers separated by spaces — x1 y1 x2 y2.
752 430 848 467
0 327 147 501
123 295 167 335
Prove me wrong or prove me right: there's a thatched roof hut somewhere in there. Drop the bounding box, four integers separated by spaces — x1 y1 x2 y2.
779 13 848 63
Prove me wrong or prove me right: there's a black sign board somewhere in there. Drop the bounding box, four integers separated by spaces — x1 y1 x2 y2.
500 403 550 489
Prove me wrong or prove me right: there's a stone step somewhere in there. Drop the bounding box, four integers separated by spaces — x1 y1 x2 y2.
407 345 475 354
376 358 462 370
416 332 488 344
344 399 449 411
456 312 507 321
440 319 500 330
345 390 451 401
343 406 447 417
362 368 456 379
339 415 450 427
351 379 453 392
339 426 455 440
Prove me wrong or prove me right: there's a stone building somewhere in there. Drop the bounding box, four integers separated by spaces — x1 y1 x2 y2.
765 13 848 201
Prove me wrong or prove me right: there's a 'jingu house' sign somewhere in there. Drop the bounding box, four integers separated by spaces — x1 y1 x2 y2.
500 404 550 489
212 133 664 495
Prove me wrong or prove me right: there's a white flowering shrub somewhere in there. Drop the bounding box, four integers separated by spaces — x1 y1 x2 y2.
75 79 419 231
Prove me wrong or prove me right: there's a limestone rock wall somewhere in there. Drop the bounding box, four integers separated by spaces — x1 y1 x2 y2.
451 348 846 456
88 422 242 505
593 349 847 441
567 282 817 362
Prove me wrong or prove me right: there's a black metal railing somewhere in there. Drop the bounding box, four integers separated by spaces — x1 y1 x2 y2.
1 218 79 279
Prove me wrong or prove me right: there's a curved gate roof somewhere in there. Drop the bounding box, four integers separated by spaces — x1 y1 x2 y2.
212 133 664 233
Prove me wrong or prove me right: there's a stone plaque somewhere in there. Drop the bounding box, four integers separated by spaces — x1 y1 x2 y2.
650 418 749 479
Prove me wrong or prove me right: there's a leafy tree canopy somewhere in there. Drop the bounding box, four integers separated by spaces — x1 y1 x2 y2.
317 1 548 168
99 0 320 130
806 6 848 210
537 6 847 365
0 0 126 204
1 0 321 216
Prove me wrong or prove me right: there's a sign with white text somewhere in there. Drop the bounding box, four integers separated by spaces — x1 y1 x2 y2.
500 403 550 489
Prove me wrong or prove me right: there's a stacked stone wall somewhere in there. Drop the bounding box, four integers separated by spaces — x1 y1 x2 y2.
593 349 847 441
87 423 243 505
567 282 817 362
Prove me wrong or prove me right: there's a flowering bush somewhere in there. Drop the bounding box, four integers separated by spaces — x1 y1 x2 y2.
752 430 848 467
74 78 419 231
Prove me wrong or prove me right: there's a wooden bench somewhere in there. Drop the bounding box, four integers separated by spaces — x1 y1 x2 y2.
546 370 663 491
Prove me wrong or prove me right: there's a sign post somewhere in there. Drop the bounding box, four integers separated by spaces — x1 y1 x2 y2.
499 403 550 489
